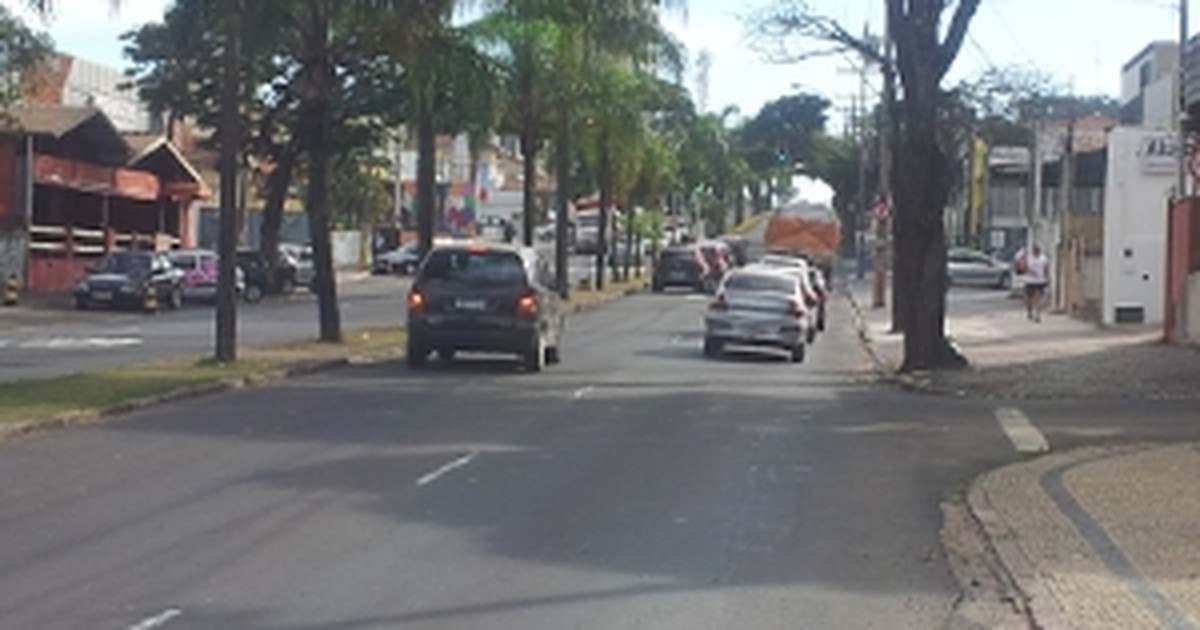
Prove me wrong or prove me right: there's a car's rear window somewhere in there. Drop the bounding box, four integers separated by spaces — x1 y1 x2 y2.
725 273 795 293
661 250 695 262
420 249 526 286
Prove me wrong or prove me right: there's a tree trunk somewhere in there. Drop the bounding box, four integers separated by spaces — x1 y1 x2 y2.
302 0 341 343
596 127 611 290
215 0 242 363
259 144 297 290
734 187 745 226
416 84 437 258
521 124 539 247
554 107 571 299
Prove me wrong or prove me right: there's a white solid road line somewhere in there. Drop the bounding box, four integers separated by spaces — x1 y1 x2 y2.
416 452 478 487
128 608 181 630
995 407 1050 454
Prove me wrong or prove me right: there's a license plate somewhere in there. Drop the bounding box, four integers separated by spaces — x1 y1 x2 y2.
455 298 487 311
92 290 113 301
668 271 686 280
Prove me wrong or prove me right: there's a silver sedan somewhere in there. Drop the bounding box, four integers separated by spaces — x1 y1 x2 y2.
703 268 813 363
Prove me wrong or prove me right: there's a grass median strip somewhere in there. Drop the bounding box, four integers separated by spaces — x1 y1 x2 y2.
0 326 406 425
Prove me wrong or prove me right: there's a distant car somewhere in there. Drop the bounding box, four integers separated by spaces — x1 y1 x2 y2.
74 251 184 311
236 249 298 300
703 267 812 363
280 243 315 287
652 245 712 293
697 240 733 280
947 247 1011 289
168 249 246 303
406 243 565 372
373 242 421 275
718 235 750 266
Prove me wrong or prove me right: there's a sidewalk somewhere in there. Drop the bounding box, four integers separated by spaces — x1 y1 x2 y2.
846 279 1200 400
970 443 1200 629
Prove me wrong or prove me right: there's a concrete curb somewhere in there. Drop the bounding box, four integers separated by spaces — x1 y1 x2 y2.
967 478 1065 630
0 351 404 445
842 286 930 391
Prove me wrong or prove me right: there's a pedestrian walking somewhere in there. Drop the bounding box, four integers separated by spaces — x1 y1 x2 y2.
1017 244 1049 322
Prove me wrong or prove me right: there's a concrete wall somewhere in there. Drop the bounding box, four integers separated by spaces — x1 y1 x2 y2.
0 231 25 285
1103 127 1175 325
1142 76 1176 130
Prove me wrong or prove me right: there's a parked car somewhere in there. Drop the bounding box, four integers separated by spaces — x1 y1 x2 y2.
280 243 315 287
373 242 421 275
74 251 185 311
652 245 713 293
236 249 298 300
703 267 812 363
168 249 246 303
947 247 1012 289
406 243 565 372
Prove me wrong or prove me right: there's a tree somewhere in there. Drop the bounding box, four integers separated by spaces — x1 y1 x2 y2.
0 5 53 115
753 0 982 371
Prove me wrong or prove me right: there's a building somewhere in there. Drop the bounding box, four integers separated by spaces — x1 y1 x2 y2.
0 106 208 292
1120 41 1180 128
22 53 157 133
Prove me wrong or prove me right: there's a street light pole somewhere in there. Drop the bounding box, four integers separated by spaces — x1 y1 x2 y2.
1178 0 1190 198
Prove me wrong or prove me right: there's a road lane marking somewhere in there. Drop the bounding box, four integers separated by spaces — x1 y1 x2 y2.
574 386 595 399
416 452 478 487
128 608 181 630
995 407 1049 453
13 336 143 349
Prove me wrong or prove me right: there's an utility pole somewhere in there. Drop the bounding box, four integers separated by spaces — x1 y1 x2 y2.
875 14 893 312
215 0 241 363
1178 0 1190 198
1056 105 1075 313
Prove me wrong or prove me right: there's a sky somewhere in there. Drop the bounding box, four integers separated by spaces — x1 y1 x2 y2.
2 0 1188 203
4 0 1184 124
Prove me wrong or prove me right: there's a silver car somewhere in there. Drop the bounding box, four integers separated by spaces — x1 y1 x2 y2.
746 256 822 343
703 268 813 363
947 248 1012 289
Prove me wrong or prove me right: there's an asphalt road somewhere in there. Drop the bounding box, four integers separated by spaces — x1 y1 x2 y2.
0 277 410 383
0 255 601 384
1 284 1197 629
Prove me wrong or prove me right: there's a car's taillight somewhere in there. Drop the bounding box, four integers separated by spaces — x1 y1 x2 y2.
407 290 425 315
787 299 807 318
516 292 539 318
709 295 728 311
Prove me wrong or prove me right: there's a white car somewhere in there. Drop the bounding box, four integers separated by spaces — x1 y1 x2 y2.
703 267 814 363
745 256 821 343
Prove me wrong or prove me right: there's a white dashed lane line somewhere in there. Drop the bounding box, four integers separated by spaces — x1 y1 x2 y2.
415 452 478 487
128 608 181 630
995 407 1050 454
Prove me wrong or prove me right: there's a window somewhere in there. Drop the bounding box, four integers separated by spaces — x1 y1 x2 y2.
420 249 527 286
724 273 796 294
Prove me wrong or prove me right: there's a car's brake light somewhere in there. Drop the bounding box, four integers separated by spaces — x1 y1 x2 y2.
516 292 539 318
407 290 425 314
787 299 807 318
709 295 728 311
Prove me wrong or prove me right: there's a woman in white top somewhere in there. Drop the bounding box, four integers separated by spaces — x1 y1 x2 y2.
1020 244 1049 322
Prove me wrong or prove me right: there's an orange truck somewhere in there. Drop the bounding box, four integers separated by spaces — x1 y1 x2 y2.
763 202 841 279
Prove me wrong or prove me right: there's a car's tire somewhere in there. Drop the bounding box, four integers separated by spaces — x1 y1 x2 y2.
406 338 428 369
524 337 545 373
437 348 456 362
806 326 817 344
244 284 264 304
545 345 561 365
167 286 183 310
997 272 1012 290
790 343 806 364
703 336 723 358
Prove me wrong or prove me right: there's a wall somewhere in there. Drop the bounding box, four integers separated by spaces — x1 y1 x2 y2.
1104 127 1175 325
1189 273 1200 343
0 232 25 285
330 231 365 268
27 254 90 292
1141 75 1176 130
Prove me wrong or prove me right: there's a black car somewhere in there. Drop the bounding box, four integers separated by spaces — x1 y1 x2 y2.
235 249 298 301
652 245 713 293
406 244 565 372
74 251 184 311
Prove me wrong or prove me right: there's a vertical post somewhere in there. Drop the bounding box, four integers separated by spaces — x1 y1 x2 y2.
1179 0 1190 198
215 0 241 363
1057 113 1075 312
875 12 893 311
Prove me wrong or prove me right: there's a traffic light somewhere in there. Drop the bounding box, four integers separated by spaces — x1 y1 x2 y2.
775 148 789 164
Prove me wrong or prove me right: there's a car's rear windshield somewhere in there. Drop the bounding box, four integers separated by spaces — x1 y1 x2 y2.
421 249 526 286
98 253 151 273
661 250 694 262
725 273 795 293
